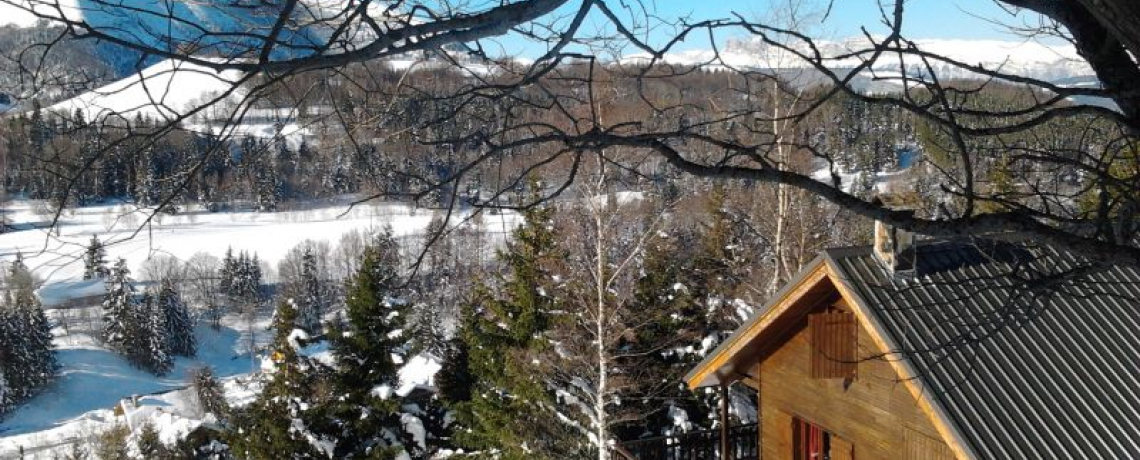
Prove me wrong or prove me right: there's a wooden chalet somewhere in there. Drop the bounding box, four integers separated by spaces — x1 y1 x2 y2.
620 219 1140 459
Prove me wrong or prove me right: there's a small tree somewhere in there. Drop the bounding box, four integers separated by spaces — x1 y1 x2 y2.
135 292 174 376
0 261 57 406
159 282 196 357
296 247 325 333
101 259 134 350
190 366 229 420
83 235 109 280
228 300 324 458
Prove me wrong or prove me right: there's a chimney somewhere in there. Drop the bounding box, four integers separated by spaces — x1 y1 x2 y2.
872 193 917 275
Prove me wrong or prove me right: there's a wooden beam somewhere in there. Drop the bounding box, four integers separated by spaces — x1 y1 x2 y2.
735 371 760 389
686 261 828 389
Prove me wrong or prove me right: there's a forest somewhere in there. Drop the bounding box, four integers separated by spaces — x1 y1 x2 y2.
1 0 1139 458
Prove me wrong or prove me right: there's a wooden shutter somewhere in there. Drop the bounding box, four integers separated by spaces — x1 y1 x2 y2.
810 310 858 379
831 434 855 460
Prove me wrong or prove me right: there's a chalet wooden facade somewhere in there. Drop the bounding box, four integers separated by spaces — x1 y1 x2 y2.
660 224 1140 459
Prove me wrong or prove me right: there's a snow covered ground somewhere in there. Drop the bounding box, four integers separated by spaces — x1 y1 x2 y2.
1 198 518 288
49 58 248 124
0 198 518 457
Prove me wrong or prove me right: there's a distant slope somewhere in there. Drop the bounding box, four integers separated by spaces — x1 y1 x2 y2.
0 0 325 59
48 58 247 123
623 36 1096 85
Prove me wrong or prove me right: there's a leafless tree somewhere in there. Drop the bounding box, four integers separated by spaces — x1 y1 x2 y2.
1 0 1138 269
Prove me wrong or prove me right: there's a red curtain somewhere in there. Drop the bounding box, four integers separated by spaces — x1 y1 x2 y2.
795 418 826 459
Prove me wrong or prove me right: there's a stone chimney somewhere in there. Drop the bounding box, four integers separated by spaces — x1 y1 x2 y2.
872 193 917 275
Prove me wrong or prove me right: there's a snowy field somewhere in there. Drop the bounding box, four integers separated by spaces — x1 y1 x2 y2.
0 199 519 457
0 199 518 289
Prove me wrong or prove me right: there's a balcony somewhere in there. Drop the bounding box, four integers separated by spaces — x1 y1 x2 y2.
613 423 759 460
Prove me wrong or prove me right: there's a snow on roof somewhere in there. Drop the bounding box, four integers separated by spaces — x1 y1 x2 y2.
35 277 105 306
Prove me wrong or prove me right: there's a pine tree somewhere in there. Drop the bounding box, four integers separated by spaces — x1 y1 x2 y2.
613 230 716 439
0 364 10 417
447 204 567 458
101 259 134 350
0 264 58 408
410 303 446 357
135 292 174 376
102 261 173 375
296 248 324 333
229 300 325 459
191 366 229 420
322 228 408 457
159 282 196 357
435 306 473 406
83 235 109 280
219 247 235 297
7 252 33 293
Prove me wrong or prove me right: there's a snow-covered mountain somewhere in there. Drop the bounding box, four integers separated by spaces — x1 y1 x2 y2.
623 36 1096 85
49 58 246 123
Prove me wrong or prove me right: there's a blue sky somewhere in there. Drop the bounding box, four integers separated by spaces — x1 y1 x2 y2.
483 0 1050 57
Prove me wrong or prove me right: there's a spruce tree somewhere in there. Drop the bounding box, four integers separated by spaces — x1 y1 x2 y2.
219 247 235 297
323 228 408 457
7 252 33 293
614 230 715 439
0 365 10 417
296 248 324 333
447 204 566 458
435 307 473 405
83 235 109 280
134 292 174 376
191 366 228 420
102 259 134 350
409 303 446 357
0 269 58 406
229 300 324 459
159 282 196 357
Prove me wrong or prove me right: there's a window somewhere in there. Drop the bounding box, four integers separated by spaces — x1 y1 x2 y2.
792 417 853 460
793 417 830 460
809 309 858 379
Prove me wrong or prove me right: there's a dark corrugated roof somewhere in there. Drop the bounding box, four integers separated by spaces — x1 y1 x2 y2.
826 239 1140 459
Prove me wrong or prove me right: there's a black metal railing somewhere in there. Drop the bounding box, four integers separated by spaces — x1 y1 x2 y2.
615 423 759 460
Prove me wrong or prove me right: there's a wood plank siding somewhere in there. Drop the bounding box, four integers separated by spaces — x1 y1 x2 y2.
758 300 954 460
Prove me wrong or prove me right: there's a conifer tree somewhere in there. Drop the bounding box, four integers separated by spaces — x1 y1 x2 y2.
102 261 173 375
134 292 174 376
296 247 324 333
83 235 109 280
0 262 57 407
323 227 409 457
7 252 33 293
0 365 10 417
447 204 567 458
101 259 134 350
191 366 228 420
229 300 325 459
614 230 715 438
409 303 446 357
159 282 196 357
435 307 473 406
219 247 236 297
